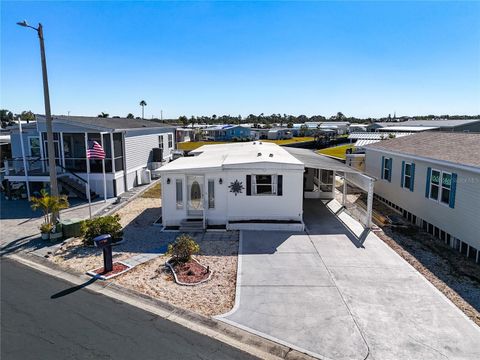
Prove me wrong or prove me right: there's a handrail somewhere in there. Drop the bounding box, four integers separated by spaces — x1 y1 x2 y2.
4 156 88 184
57 163 88 184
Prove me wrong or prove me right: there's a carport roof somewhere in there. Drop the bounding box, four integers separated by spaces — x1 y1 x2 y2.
284 147 361 174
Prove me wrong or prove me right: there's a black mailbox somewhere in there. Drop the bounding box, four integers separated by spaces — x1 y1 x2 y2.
93 234 113 273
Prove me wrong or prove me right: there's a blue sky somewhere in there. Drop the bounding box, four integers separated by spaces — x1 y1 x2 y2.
2 1 479 119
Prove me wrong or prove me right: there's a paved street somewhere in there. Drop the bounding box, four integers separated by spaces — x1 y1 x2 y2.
218 200 480 360
1 258 257 360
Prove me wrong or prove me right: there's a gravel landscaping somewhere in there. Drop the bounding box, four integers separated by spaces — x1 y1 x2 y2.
49 195 239 317
115 237 238 316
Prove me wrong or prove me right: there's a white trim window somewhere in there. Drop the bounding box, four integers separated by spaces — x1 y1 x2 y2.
429 169 452 205
168 133 173 149
28 136 41 157
429 169 441 200
208 179 215 209
158 135 164 151
175 179 183 209
440 172 452 205
253 175 277 195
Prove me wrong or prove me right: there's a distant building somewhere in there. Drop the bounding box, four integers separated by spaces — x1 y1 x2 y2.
203 125 252 141
364 132 480 263
267 128 293 140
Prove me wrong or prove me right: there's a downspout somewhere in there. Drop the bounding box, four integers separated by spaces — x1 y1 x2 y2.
122 131 128 192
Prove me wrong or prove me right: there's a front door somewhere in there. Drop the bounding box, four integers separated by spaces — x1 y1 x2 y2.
187 175 204 217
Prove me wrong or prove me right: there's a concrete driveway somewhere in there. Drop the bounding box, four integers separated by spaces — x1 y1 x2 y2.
217 200 480 360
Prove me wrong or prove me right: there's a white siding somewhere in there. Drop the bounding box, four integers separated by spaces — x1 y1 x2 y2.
125 131 174 171
161 168 304 227
364 148 480 251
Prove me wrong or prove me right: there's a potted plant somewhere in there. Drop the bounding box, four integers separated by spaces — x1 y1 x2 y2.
31 188 69 241
39 222 53 240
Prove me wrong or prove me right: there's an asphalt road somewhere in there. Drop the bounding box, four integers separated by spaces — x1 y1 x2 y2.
1 258 258 360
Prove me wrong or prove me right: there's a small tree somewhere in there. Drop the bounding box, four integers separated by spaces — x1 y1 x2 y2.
80 214 123 245
167 234 200 263
126 113 134 119
30 189 69 230
98 112 109 118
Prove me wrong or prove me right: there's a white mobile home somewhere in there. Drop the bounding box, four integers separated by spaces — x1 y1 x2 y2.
160 141 375 231
364 132 480 263
4 115 176 199
159 142 305 231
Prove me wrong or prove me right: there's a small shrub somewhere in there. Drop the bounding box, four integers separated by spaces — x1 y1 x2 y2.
167 234 200 263
81 214 123 245
39 222 53 234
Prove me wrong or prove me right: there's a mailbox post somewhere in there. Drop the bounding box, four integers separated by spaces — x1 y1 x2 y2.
94 234 113 273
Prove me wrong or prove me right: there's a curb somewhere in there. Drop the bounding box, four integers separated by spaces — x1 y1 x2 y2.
6 252 318 360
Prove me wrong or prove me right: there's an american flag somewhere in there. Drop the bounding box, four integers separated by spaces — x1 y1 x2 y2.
87 141 106 159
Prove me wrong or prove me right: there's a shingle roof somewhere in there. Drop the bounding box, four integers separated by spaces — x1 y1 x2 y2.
376 119 480 128
37 115 173 131
365 132 480 168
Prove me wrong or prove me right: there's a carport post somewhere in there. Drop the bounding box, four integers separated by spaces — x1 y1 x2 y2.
366 180 374 228
342 173 347 206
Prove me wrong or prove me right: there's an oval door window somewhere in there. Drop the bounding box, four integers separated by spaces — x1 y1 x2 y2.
190 181 201 209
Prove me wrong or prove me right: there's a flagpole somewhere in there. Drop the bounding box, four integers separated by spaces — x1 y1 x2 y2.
84 133 92 218
100 134 107 202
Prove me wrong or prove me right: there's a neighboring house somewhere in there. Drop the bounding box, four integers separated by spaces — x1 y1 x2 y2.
374 119 480 132
267 128 293 140
318 121 350 135
364 132 480 263
4 115 176 199
176 128 195 143
159 141 375 231
203 125 251 141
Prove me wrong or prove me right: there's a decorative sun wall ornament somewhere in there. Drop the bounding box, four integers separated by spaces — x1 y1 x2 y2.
229 180 244 196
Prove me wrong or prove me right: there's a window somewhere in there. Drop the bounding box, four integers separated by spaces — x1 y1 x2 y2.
176 179 183 208
440 172 451 205
29 137 41 157
429 169 440 200
428 169 455 206
168 133 173 148
158 135 164 150
254 175 275 195
381 157 392 181
402 162 412 189
208 179 215 209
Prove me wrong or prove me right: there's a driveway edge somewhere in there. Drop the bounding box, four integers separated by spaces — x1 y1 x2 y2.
7 252 318 360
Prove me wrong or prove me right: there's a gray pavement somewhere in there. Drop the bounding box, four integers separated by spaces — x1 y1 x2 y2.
1 257 258 360
218 199 480 360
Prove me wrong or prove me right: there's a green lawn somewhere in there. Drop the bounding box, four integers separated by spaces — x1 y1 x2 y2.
317 144 354 160
177 137 315 151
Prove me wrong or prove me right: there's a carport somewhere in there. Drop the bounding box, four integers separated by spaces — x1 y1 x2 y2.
285 147 375 227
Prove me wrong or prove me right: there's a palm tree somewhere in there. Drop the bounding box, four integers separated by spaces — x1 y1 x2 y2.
179 116 188 128
97 112 109 118
31 188 69 226
139 100 147 119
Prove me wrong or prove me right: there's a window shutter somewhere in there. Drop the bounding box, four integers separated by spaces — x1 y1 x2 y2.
388 158 392 182
246 175 251 196
449 173 457 208
381 156 385 179
400 161 405 188
425 167 431 198
277 175 283 196
410 163 415 192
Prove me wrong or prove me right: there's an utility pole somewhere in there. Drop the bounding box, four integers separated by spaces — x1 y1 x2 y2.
17 21 60 213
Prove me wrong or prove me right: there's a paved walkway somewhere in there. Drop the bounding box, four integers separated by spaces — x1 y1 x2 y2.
217 199 480 360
